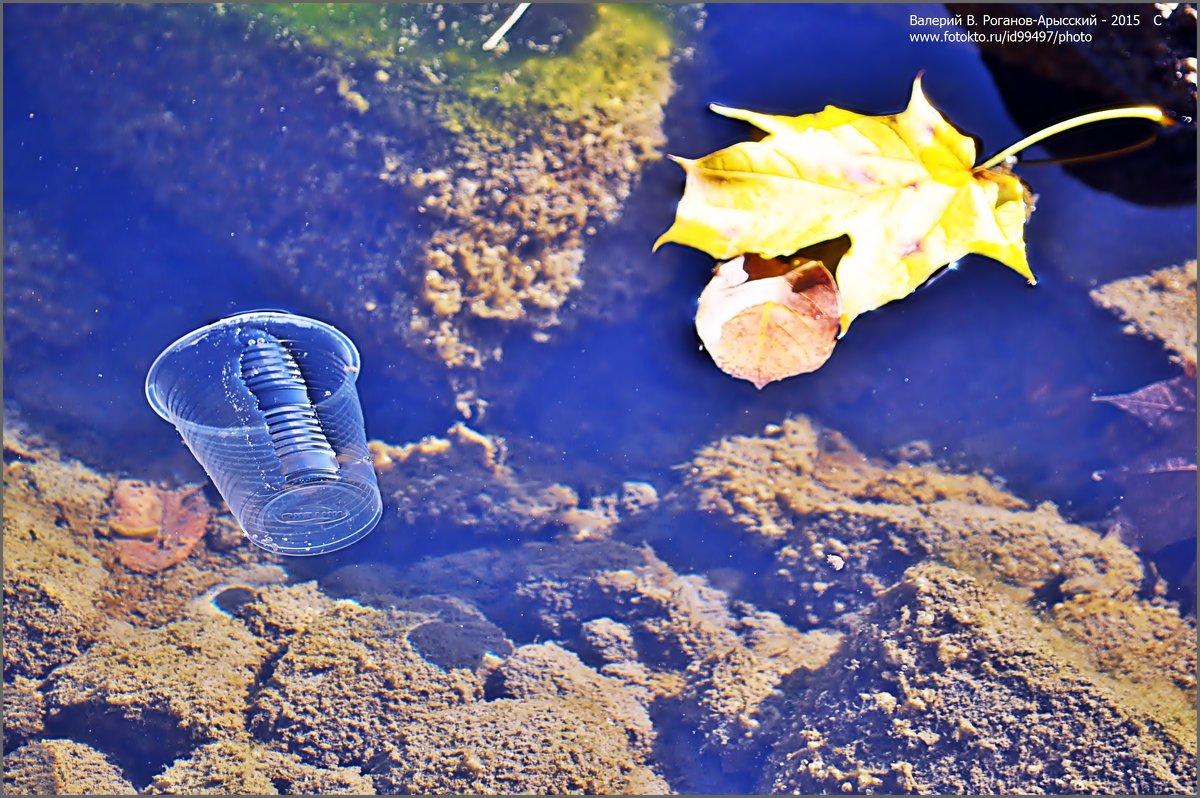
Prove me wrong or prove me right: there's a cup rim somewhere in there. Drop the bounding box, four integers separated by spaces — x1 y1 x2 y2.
145 310 361 425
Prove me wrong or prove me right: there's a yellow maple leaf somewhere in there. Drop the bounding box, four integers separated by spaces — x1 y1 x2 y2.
655 76 1166 332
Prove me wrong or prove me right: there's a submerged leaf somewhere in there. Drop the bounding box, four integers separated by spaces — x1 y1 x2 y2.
111 480 211 573
1093 371 1197 606
1100 444 1197 597
656 76 1035 331
695 253 840 389
1092 375 1197 433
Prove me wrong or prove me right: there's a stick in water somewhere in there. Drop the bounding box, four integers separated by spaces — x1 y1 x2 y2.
483 3 532 51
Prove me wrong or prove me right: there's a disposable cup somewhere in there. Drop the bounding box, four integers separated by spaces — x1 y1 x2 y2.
146 310 382 555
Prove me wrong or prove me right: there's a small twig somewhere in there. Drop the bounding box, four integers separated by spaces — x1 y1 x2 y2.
483 2 531 51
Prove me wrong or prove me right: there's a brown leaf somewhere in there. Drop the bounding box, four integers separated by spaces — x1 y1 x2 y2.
1092 375 1197 433
111 479 211 573
1094 425 1196 609
110 479 164 539
1120 457 1198 477
695 253 840 389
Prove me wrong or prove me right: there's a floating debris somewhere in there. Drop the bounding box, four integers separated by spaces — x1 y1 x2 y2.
482 2 531 51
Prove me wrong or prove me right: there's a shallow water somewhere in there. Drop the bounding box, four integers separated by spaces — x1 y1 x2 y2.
3 3 1196 793
5 3 1191 504
4 3 1193 581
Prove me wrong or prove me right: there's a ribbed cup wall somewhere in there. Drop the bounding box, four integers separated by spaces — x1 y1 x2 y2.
237 329 340 485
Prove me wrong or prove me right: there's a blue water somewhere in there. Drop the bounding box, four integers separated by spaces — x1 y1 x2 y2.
482 3 1194 528
4 6 1196 794
4 3 1195 588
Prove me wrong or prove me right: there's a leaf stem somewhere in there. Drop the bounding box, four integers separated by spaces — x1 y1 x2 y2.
977 106 1169 171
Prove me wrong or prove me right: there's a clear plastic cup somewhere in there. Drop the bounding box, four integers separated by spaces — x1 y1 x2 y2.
145 310 382 555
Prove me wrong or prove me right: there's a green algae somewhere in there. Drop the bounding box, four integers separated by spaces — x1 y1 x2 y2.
239 3 421 68
242 3 673 139
464 5 672 119
207 3 684 365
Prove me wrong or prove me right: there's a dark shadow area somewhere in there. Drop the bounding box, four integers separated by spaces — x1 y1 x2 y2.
951 2 1196 206
42 705 192 790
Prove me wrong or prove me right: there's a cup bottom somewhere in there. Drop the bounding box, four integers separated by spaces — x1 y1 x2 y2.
244 480 382 555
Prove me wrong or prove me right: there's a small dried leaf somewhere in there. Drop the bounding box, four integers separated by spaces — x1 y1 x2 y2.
111 480 211 573
1092 375 1197 433
1094 399 1197 608
1115 456 1198 477
1101 447 1197 558
695 254 840 389
110 479 165 538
